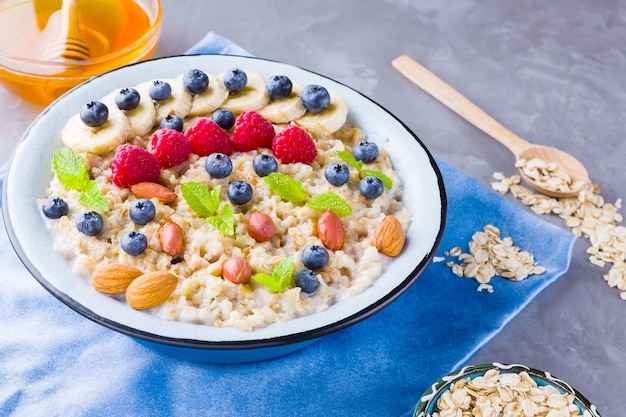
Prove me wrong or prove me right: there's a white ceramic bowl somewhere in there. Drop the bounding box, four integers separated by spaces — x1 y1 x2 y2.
3 55 446 363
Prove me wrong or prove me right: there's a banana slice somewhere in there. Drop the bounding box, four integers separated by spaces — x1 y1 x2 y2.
143 75 193 121
188 72 229 117
257 82 307 124
219 70 270 115
61 103 132 154
101 84 156 138
293 90 348 138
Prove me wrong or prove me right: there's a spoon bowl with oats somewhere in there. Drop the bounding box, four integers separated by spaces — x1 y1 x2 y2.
392 55 590 198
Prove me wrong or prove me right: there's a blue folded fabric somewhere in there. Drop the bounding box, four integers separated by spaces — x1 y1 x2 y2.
0 33 576 417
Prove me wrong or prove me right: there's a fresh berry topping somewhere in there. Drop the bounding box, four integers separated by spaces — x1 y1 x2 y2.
271 124 317 164
252 154 278 177
115 88 140 111
232 110 275 152
76 211 104 236
359 176 384 199
159 114 184 132
300 84 330 113
185 117 233 156
294 268 319 294
183 68 209 94
121 231 148 256
324 162 350 186
353 141 379 163
211 109 236 130
227 180 253 205
80 101 108 127
150 129 192 168
205 153 233 178
301 245 329 270
129 198 156 225
42 196 69 219
223 68 247 93
111 144 162 188
266 75 292 99
149 80 172 101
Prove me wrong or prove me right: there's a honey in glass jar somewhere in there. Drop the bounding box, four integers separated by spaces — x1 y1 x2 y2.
0 0 162 106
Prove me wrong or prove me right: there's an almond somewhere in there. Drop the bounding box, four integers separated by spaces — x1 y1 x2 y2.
159 220 183 256
125 271 178 310
222 257 252 284
247 212 275 242
317 209 344 251
131 182 177 203
92 263 143 294
372 215 405 257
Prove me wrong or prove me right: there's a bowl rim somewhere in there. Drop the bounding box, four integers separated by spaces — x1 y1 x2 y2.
0 0 162 70
413 362 601 417
2 54 447 350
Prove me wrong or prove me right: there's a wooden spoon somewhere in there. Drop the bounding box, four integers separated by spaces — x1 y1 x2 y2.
392 55 590 198
44 0 91 61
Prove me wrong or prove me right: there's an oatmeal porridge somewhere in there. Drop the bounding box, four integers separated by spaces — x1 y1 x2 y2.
41 68 412 330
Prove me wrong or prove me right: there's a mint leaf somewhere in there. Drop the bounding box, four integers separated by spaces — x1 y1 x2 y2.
336 150 363 171
306 192 351 216
253 257 294 293
263 173 307 203
53 149 90 191
336 149 393 189
252 273 276 291
78 181 108 212
209 186 222 213
181 182 218 218
361 169 393 190
207 204 234 235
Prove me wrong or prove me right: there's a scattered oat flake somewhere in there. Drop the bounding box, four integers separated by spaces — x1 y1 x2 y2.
443 224 544 292
491 165 626 300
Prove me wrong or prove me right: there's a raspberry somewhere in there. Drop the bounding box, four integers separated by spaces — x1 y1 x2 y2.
272 124 317 164
150 128 192 168
232 110 275 152
111 144 162 188
185 117 233 156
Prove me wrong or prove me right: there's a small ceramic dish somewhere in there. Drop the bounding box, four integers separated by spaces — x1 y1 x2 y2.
414 362 601 417
3 54 446 363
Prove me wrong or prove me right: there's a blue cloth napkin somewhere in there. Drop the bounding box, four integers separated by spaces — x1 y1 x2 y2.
0 33 576 417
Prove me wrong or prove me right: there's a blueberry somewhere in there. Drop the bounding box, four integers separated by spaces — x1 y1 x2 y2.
223 68 247 93
294 268 319 294
266 75 292 99
149 80 172 101
300 84 330 113
159 114 184 132
115 88 140 111
227 180 253 205
211 109 235 130
80 101 109 127
121 231 148 256
301 245 329 270
183 68 209 94
129 199 156 225
359 176 385 199
205 153 233 178
252 154 278 177
324 162 350 186
353 141 379 163
76 211 104 236
42 196 68 219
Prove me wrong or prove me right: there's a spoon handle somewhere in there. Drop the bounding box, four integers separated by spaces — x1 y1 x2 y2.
392 55 530 158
